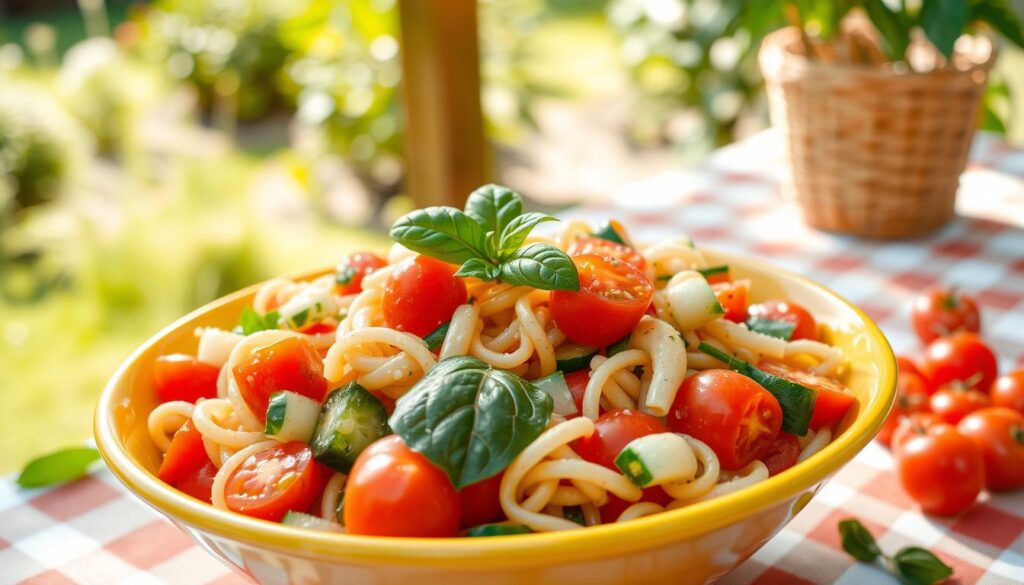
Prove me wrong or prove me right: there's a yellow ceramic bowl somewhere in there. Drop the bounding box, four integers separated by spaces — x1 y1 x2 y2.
95 250 896 585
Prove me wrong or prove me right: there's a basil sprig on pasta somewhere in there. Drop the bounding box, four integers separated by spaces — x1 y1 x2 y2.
390 184 580 291
389 355 553 488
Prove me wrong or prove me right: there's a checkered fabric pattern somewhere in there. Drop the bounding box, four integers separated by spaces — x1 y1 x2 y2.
3 130 1023 584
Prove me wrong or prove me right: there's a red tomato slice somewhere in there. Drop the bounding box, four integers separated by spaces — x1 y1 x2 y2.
335 252 387 296
763 432 801 476
567 236 646 270
153 355 220 404
712 280 749 323
176 461 218 503
757 361 855 431
747 300 819 341
564 369 591 418
460 472 504 528
668 369 782 470
158 421 211 485
382 255 467 338
550 254 654 348
225 442 325 522
232 336 328 423
574 409 667 471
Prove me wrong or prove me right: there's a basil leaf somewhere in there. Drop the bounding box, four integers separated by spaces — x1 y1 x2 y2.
240 307 279 335
920 0 967 58
863 0 911 61
497 212 557 259
390 356 553 488
335 264 357 286
18 447 101 488
464 184 523 235
390 207 489 265
838 519 882 563
746 317 796 340
891 546 953 585
498 244 579 292
455 257 500 281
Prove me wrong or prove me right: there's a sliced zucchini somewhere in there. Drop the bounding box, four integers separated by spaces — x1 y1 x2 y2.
606 334 631 357
746 317 795 340
310 382 391 472
532 372 578 417
665 275 724 330
554 343 598 372
423 320 450 351
614 433 697 487
277 286 338 330
697 265 729 280
265 391 321 443
465 524 532 537
282 511 342 533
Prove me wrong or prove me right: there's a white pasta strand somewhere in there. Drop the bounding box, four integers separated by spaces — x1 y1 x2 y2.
515 295 557 377
191 399 266 449
320 472 347 523
702 318 786 360
696 461 769 502
324 327 437 394
616 502 666 522
798 428 832 463
629 316 688 416
439 304 481 359
147 401 195 451
662 436 721 501
582 350 649 420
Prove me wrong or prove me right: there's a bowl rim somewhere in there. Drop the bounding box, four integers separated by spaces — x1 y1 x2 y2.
95 248 897 569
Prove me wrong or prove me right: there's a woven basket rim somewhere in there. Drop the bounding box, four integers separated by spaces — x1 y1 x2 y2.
759 27 997 80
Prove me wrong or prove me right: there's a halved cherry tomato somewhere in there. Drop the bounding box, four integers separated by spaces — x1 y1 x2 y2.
550 254 654 348
599 487 672 524
930 387 991 425
922 332 998 392
763 432 801 476
460 472 504 528
992 370 1024 414
957 407 1024 491
891 412 942 453
911 287 981 344
153 355 219 404
335 252 387 296
564 369 591 418
574 409 667 471
225 442 325 522
233 336 328 422
748 300 818 341
568 236 645 270
345 435 460 537
757 361 855 431
667 369 782 470
382 255 466 338
158 421 211 485
176 461 217 503
712 280 749 323
877 370 930 447
895 423 983 516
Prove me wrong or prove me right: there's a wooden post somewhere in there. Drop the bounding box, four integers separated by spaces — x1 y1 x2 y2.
398 0 489 208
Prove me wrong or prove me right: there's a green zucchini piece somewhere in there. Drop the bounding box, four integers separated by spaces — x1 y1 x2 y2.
606 334 631 357
424 320 450 351
554 343 598 372
310 382 391 472
264 391 321 443
698 343 816 435
465 524 532 537
614 433 694 487
533 371 577 417
697 265 729 280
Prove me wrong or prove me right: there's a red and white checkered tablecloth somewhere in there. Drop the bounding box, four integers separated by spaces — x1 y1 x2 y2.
3 130 1024 585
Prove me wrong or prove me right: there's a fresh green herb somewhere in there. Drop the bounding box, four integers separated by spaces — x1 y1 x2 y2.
389 355 553 488
698 342 816 435
697 265 729 279
746 317 796 341
18 447 101 488
389 184 578 291
840 519 952 585
656 274 673 282
591 220 627 245
335 264 357 286
563 506 585 526
423 321 450 351
239 307 279 335
465 523 532 537
290 308 310 329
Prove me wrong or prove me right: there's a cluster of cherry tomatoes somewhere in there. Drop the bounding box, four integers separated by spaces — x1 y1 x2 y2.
878 287 1024 515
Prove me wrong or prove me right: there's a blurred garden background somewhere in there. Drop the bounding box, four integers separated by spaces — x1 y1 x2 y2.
2 0 1024 471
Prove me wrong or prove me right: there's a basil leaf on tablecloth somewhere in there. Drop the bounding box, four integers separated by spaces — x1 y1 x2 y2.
389 355 552 488
838 518 881 563
18 447 101 488
499 243 580 291
891 546 953 585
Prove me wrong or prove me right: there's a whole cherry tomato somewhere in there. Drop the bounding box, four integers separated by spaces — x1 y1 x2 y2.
232 336 328 422
748 300 819 341
550 254 654 348
911 287 981 344
763 432 802 476
667 369 782 470
460 472 504 528
712 280 749 323
574 409 667 470
225 442 326 522
896 355 925 381
895 423 983 516
335 252 387 296
929 387 991 425
957 407 1024 491
877 370 930 447
567 236 645 270
991 370 1024 414
891 412 942 453
382 255 466 338
344 436 460 537
922 332 998 392
757 361 854 431
153 355 220 404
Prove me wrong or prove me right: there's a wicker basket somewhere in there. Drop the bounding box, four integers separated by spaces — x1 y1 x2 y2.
759 28 997 238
